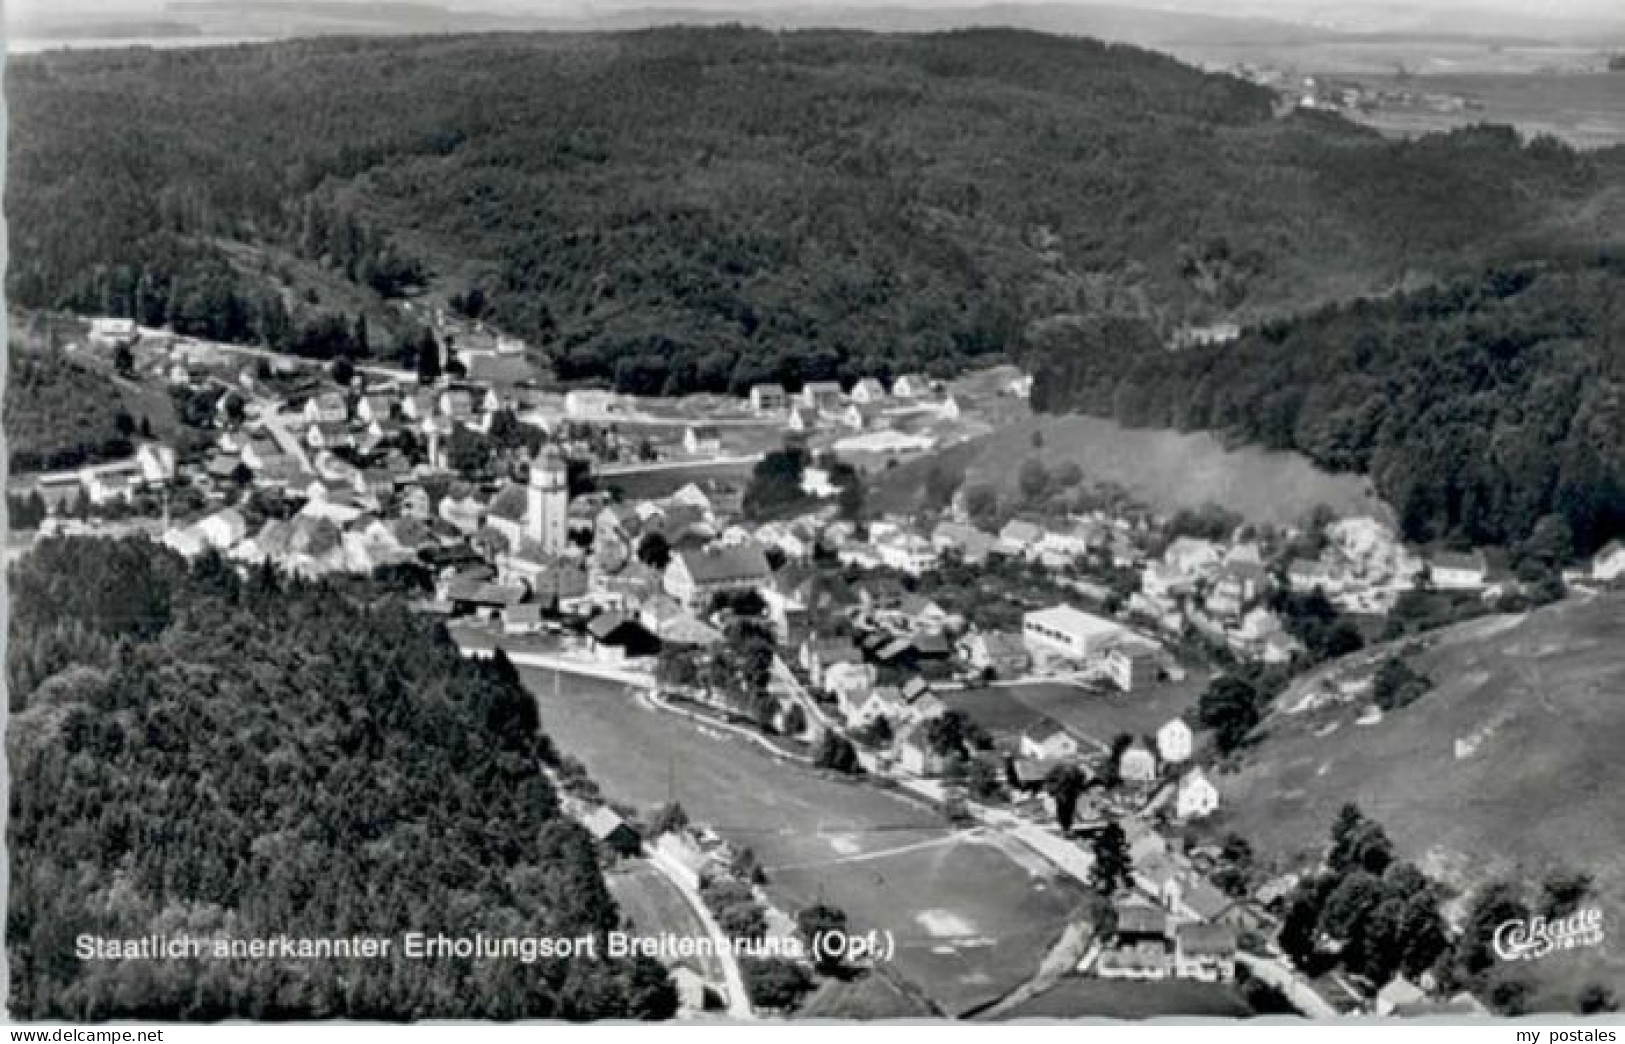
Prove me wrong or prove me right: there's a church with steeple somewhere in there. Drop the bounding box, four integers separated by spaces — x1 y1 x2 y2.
526 444 570 555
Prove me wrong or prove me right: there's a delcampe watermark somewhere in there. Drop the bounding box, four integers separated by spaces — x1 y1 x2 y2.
1493 907 1605 962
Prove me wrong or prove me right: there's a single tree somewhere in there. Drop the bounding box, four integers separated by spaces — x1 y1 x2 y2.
637 531 672 570
796 904 850 976
1090 821 1132 895
1045 763 1087 832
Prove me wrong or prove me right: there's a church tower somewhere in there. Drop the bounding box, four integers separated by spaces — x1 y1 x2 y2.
526 444 570 555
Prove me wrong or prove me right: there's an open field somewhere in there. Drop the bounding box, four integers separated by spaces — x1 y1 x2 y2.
801 966 936 1019
874 412 1389 528
1221 592 1625 1010
1001 969 1254 1014
948 676 1210 751
1001 975 1254 1019
522 666 1088 1014
1351 73 1625 149
606 863 728 985
596 460 758 503
1181 40 1608 77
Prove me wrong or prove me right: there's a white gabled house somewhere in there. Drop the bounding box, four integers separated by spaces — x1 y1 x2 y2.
1156 719 1193 764
1175 769 1219 820
1591 540 1625 582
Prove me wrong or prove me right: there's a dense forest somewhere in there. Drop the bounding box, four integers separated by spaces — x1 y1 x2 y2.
6 538 676 1020
7 29 1620 393
1025 257 1625 557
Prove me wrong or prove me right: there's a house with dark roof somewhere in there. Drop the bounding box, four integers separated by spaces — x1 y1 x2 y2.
1172 923 1237 981
584 807 642 858
586 612 660 663
799 636 863 688
664 543 773 611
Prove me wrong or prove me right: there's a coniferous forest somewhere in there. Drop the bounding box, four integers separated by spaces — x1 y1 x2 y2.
6 538 677 1021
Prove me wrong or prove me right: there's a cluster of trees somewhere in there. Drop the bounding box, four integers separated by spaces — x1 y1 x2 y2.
667 617 780 727
1267 588 1365 663
1277 806 1449 988
742 446 862 523
443 411 548 479
11 31 1617 397
7 492 50 531
814 732 862 774
7 538 675 1020
1029 259 1625 559
1279 805 1612 1015
1371 656 1431 712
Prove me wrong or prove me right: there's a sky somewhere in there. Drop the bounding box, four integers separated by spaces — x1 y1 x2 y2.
9 0 1622 37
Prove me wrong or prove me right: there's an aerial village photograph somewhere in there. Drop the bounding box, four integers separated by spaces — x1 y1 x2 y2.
3 0 1624 1032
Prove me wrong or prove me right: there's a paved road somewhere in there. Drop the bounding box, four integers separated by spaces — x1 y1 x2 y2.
644 847 756 1020
147 326 417 383
1236 952 1341 1018
596 454 764 478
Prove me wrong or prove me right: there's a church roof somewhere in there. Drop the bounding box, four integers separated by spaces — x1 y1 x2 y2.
487 483 528 522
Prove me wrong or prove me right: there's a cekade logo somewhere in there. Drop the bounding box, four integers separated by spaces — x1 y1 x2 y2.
1494 907 1605 962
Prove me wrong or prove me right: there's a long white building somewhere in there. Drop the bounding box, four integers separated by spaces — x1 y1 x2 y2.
1022 605 1127 661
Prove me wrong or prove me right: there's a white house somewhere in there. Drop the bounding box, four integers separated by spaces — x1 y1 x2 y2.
564 389 619 419
683 425 722 456
891 374 930 399
356 392 397 425
1175 769 1219 820
1019 725 1080 762
89 317 138 345
849 377 887 404
1104 642 1159 692
1022 605 1126 662
196 508 249 551
1375 976 1428 1016
135 444 178 486
303 392 348 426
749 384 788 414
1591 540 1625 582
800 381 844 412
1156 719 1193 764
999 520 1045 557
1429 550 1489 590
800 466 840 499
875 533 938 576
1119 742 1158 784
1164 537 1223 576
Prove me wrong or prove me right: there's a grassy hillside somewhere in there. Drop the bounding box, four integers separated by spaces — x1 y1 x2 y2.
873 411 1388 527
7 28 1620 393
1218 592 1625 1008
